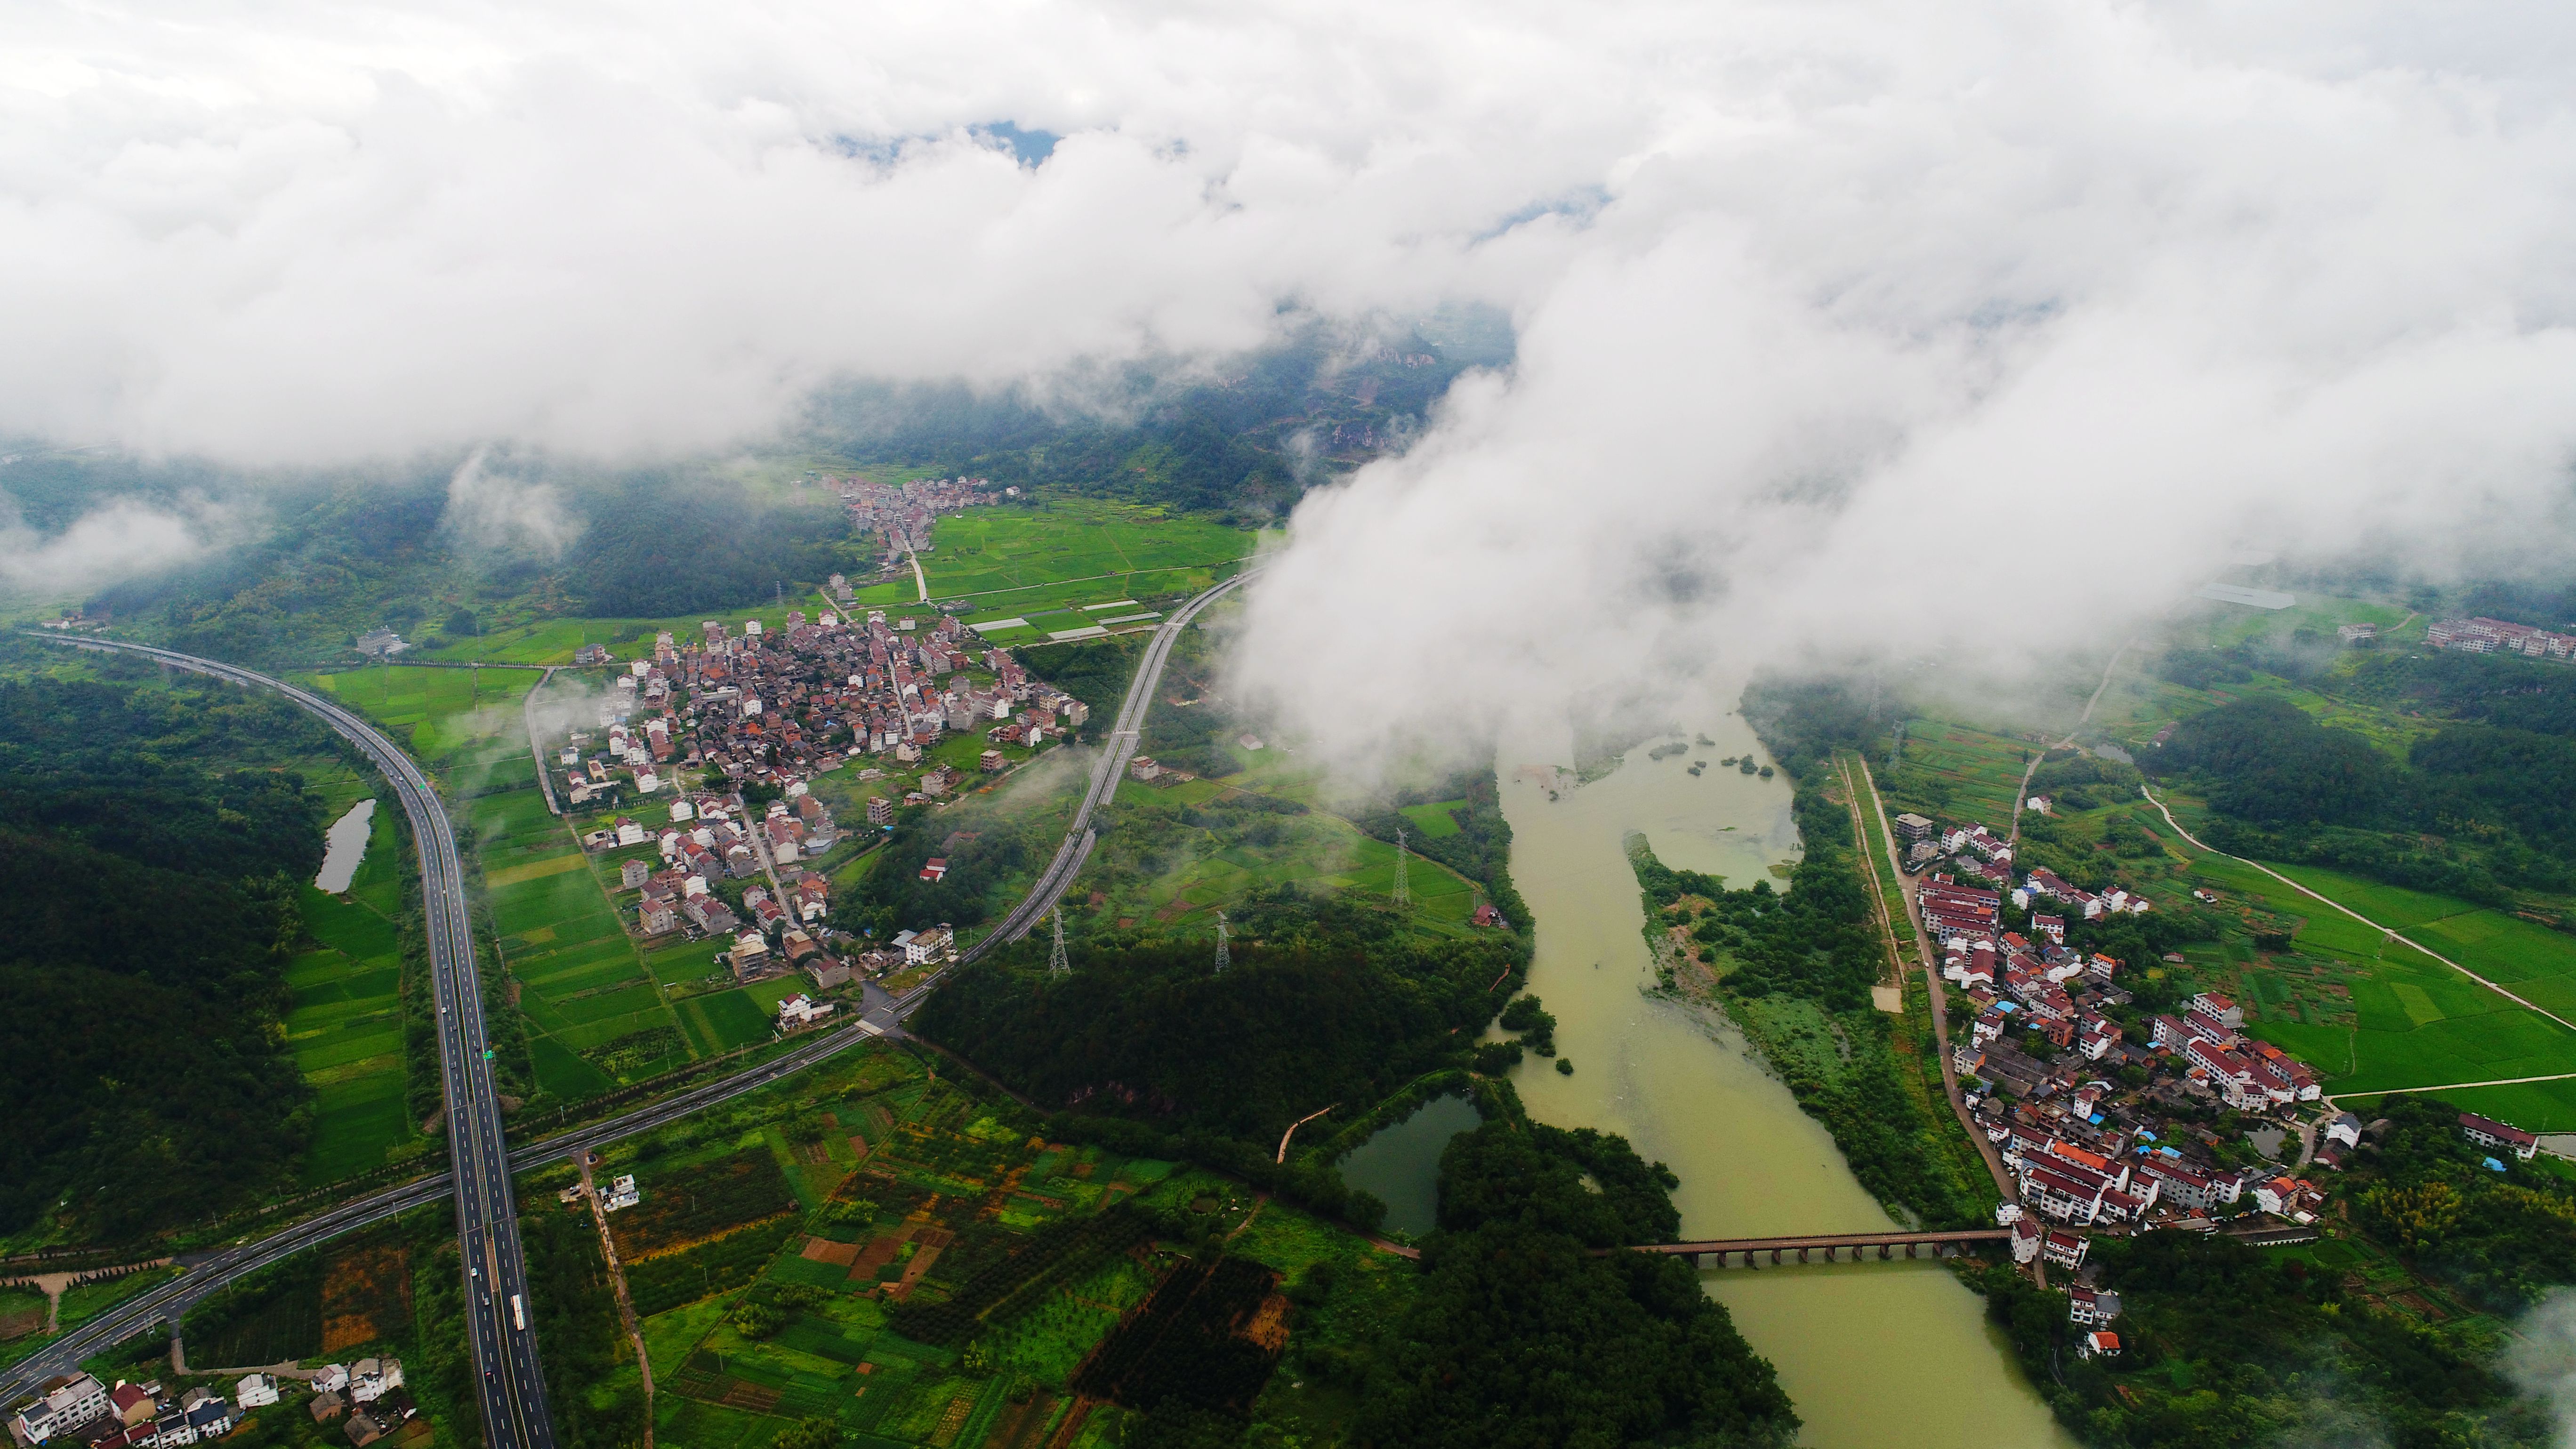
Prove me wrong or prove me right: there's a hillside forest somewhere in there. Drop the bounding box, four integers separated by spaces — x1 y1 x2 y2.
0 649 348 1240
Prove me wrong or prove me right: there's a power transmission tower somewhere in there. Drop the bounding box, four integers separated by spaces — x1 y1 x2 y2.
1214 912 1231 974
1392 828 1411 909
1048 906 1069 977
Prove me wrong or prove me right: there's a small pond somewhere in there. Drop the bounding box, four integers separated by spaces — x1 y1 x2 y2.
315 798 378 893
1335 1094 1482 1237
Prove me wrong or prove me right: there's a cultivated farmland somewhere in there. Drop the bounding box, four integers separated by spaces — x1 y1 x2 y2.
2172 850 2576 1129
851 499 1253 612
560 1042 1398 1449
288 802 420 1184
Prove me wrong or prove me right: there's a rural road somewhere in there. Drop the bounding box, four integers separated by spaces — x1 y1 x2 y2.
6 568 1256 1402
2007 641 2131 855
2140 784 2576 1036
1851 756 2021 1210
30 637 556 1449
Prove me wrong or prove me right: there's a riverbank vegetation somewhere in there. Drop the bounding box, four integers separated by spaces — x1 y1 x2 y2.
1357 1097 1797 1448
1616 680 1997 1230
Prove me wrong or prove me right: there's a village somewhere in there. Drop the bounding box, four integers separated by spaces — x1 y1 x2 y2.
831 474 1005 582
1887 810 2548 1360
544 580 1092 1035
9 1359 415 1449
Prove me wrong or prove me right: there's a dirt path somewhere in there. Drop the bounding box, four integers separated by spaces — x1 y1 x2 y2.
0 1260 173 1336
2008 642 2132 855
576 1156 655 1449
1853 757 2021 1213
2141 785 2576 1035
1833 756 1909 1010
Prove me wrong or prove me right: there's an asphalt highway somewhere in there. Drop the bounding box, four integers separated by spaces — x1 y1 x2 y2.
8 570 1251 1411
22 640 553 1449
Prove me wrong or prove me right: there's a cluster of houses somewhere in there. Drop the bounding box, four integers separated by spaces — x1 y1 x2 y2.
1898 816 2155 923
9 1362 412 1449
8 1377 234 1449
557 607 1087 821
1891 814 2355 1265
836 475 1000 569
2427 616 2576 660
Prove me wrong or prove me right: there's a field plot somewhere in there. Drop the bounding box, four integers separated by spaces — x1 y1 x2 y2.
307 665 538 770
1873 721 2035 834
2197 593 2417 652
314 664 696 1100
289 802 419 1184
852 500 1252 611
469 785 686 1093
2178 851 2576 1129
585 1046 1382 1449
1075 759 1484 940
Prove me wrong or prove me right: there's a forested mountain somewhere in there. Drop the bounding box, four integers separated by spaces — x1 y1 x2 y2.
0 661 352 1240
45 462 860 665
808 322 1503 522
2148 667 2576 901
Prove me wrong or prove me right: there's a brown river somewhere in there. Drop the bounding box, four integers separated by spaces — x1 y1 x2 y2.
1494 709 2075 1449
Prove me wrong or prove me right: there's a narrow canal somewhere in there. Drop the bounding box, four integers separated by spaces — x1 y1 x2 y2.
1491 709 2074 1449
315 797 377 893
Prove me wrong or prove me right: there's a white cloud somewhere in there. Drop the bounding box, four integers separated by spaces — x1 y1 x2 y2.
443 448 580 558
0 492 234 597
8 1 2576 747
2508 1288 2576 1449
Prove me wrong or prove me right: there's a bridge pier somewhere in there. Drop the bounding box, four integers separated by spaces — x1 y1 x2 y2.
1771 1248 1782 1265
1682 1252 1701 1270
1878 1243 1890 1260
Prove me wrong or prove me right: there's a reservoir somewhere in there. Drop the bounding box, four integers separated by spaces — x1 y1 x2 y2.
1334 1094 1481 1237
1496 710 2074 1449
315 798 377 893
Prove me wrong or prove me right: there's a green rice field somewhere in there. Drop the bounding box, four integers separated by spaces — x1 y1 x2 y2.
851 499 1253 611
307 664 540 767
1878 721 2035 833
289 800 420 1183
2182 851 2576 1130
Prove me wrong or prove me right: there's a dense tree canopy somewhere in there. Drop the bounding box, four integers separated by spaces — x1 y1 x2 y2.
1354 1119 1796 1449
914 936 1517 1144
0 670 341 1238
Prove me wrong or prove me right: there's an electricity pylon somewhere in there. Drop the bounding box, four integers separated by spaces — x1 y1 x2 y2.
1392 827 1411 908
1047 906 1069 977
1214 912 1231 974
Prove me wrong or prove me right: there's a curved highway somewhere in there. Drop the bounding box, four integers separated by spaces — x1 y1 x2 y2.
9 566 1253 1405
24 640 554 1449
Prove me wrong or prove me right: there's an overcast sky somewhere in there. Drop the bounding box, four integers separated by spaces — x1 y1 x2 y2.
12 0 2576 758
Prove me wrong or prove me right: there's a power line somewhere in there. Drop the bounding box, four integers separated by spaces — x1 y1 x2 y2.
1392 827 1411 909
